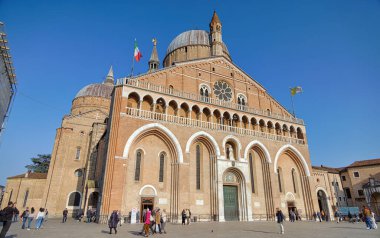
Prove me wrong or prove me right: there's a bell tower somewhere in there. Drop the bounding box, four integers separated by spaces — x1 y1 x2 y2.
148 38 160 72
210 11 223 56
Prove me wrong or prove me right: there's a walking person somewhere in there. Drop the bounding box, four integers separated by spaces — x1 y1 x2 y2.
149 209 156 234
334 209 340 223
276 208 285 235
35 208 46 230
161 209 167 234
13 206 19 222
312 211 317 221
362 206 373 230
186 208 191 225
0 201 17 238
143 208 151 237
181 209 186 225
20 207 30 229
155 208 162 234
117 210 122 226
86 208 92 223
289 210 295 222
370 211 377 229
27 207 35 230
321 210 325 221
317 211 322 222
62 208 68 223
136 210 140 224
108 210 119 234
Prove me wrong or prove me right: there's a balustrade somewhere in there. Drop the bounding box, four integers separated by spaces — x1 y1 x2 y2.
124 107 305 146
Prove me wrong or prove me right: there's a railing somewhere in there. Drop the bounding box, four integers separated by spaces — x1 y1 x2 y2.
118 78 304 125
124 108 306 146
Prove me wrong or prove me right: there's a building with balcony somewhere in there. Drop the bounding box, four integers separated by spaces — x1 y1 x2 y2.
97 11 317 222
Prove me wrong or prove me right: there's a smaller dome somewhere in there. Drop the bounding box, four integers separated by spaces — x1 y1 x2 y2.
75 83 113 99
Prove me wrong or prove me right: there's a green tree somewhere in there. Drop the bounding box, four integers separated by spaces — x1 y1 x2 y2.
25 154 51 173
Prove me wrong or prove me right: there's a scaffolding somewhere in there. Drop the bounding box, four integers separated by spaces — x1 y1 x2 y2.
0 22 17 138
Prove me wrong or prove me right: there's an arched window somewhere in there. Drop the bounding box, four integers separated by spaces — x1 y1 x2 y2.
23 189 29 208
237 94 246 110
196 144 201 190
159 153 165 182
249 153 255 193
200 85 210 102
135 151 142 181
292 168 297 193
75 147 81 160
169 85 174 94
277 168 283 193
68 192 81 207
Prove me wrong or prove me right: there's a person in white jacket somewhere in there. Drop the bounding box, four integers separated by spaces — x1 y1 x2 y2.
35 208 46 230
371 212 378 229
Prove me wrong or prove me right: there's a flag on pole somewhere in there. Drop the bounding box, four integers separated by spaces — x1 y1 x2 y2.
290 86 303 96
134 39 142 62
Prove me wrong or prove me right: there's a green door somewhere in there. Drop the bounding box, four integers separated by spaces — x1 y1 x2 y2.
223 185 239 221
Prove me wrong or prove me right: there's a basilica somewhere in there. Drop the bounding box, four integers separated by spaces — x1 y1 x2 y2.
2 12 345 223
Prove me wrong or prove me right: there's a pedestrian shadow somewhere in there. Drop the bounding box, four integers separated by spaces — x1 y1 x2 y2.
5 235 18 238
100 230 110 234
330 227 365 230
243 229 276 234
128 231 144 236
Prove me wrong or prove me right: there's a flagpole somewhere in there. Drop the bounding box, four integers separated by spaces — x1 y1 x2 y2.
131 54 135 77
130 39 136 77
290 88 295 117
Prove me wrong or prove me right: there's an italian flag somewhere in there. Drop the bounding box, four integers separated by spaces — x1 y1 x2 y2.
134 40 142 62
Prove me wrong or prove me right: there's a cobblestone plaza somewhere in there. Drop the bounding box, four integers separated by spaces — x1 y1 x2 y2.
2 219 379 238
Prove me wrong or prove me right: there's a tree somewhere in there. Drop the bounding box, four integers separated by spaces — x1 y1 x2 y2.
25 154 51 173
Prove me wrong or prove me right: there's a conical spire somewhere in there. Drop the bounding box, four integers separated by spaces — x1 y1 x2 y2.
148 38 160 72
210 11 221 25
104 66 114 85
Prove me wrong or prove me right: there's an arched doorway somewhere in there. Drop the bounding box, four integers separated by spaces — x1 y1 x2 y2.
88 192 99 209
139 185 157 222
317 190 330 220
285 192 297 219
222 168 247 221
370 192 380 219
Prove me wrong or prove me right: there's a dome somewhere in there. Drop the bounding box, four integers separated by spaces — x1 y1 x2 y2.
165 30 230 56
75 83 113 99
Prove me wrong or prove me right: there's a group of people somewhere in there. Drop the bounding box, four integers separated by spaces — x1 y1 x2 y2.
288 209 301 222
313 210 329 222
140 207 167 237
181 208 191 225
20 207 48 230
0 201 47 238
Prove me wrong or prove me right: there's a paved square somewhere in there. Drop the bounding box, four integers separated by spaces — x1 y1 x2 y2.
2 219 379 238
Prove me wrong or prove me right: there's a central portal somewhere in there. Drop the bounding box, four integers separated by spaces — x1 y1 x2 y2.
140 197 154 222
223 185 239 221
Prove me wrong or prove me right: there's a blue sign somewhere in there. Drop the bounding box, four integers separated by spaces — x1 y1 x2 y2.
338 207 359 215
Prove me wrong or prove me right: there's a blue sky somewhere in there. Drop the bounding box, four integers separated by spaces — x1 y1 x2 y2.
0 0 379 185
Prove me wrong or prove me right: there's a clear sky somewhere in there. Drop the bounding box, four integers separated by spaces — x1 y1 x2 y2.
0 0 379 185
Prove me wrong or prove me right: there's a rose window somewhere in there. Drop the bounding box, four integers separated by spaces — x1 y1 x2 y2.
213 81 232 101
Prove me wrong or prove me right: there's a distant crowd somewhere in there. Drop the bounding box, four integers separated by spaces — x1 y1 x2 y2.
0 201 378 237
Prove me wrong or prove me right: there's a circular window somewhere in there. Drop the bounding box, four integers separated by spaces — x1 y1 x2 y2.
213 81 232 101
75 169 83 177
